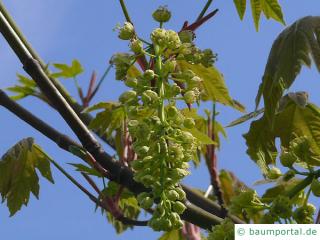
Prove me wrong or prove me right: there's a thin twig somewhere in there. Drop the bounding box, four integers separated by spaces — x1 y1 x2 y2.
44 151 148 226
197 0 213 21
81 172 101 194
89 65 112 102
208 103 227 217
182 9 219 32
119 0 132 23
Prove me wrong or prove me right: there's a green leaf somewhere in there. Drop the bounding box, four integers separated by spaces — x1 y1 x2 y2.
127 65 142 78
245 99 320 172
177 60 245 112
51 59 84 79
233 0 247 20
99 182 140 234
88 102 125 138
184 127 216 145
7 74 37 100
158 230 182 240
83 101 120 113
262 0 285 24
250 0 262 31
256 16 320 125
274 101 320 166
69 163 103 177
226 108 264 128
0 138 54 216
243 116 277 172
233 0 285 30
219 170 251 206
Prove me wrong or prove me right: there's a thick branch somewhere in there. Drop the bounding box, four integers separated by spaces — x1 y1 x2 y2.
0 1 115 149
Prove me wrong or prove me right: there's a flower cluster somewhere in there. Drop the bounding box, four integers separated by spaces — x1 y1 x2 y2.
110 6 219 231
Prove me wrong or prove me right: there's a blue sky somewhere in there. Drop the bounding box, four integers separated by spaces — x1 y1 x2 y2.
0 1 320 239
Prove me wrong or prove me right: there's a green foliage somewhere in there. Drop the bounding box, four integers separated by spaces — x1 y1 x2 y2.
245 96 320 171
85 101 124 138
256 16 320 126
0 138 54 216
69 163 103 177
208 219 234 240
233 0 285 30
51 59 84 79
99 181 140 234
226 108 264 128
7 74 38 100
158 230 183 240
177 61 245 112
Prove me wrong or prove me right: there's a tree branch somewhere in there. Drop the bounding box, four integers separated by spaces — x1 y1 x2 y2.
0 89 244 229
0 2 245 229
0 1 115 149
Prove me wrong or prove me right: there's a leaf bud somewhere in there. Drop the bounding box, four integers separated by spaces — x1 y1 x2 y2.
163 60 176 74
178 30 195 43
293 204 316 223
152 6 171 23
151 28 167 48
166 30 181 49
175 187 186 200
118 22 135 40
270 195 292 219
167 106 179 118
136 146 150 155
130 39 143 54
137 192 150 203
119 90 137 104
125 77 138 88
140 196 154 209
143 69 155 80
167 190 179 201
172 201 186 214
184 90 196 104
280 150 298 167
266 167 282 180
183 118 195 129
142 90 159 104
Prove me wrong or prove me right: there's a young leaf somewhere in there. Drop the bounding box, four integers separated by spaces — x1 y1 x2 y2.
69 163 103 177
245 98 320 171
87 102 125 138
158 230 182 240
7 74 38 100
226 108 264 127
233 0 285 30
177 61 245 112
250 0 262 31
274 101 320 166
256 16 320 125
99 182 140 234
184 127 216 145
127 65 142 78
262 0 285 24
51 59 84 79
233 0 247 20
0 138 54 216
243 116 277 169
